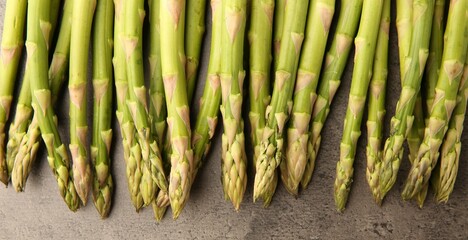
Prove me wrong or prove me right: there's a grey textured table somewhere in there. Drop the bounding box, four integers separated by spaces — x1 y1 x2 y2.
1 1 468 239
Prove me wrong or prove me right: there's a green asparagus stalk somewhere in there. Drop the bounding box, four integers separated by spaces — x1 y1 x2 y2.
248 0 274 163
160 0 194 218
148 0 169 219
91 0 114 218
263 0 283 205
401 0 468 199
409 97 427 207
378 0 435 201
301 0 363 189
8 72 36 191
27 0 79 211
432 51 468 203
113 0 144 211
248 0 275 206
7 0 62 176
219 0 248 210
50 0 62 40
0 0 28 185
124 0 166 207
185 0 207 101
334 0 383 212
272 0 284 68
282 0 335 195
365 0 389 204
191 0 223 191
69 0 96 206
149 0 167 165
253 0 310 201
423 0 445 116
9 0 71 192
420 0 445 207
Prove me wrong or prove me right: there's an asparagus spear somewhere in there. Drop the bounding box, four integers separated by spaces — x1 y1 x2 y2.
334 0 383 212
50 0 62 40
9 0 72 191
408 97 427 207
272 0 284 68
378 0 435 201
91 0 114 218
0 0 28 185
401 0 468 199
421 0 446 205
394 0 427 204
148 0 169 219
219 0 248 210
69 0 96 206
282 0 335 195
365 0 389 204
113 0 144 211
124 0 167 206
253 0 310 201
301 0 363 189
6 0 62 176
27 0 79 211
185 0 207 101
248 0 275 206
149 0 167 167
432 51 468 203
191 0 223 190
423 0 445 116
160 0 194 218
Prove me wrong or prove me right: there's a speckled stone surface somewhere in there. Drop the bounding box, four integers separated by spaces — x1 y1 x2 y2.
1 1 468 239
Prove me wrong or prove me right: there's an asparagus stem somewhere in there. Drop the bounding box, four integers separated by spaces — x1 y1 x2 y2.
334 0 383 212
432 51 468 203
185 0 207 101
365 0 390 204
248 0 275 206
419 0 445 207
9 0 71 191
301 0 363 189
160 0 194 219
91 0 114 218
27 0 79 211
50 0 62 40
423 0 445 117
408 96 426 206
219 0 248 210
148 0 169 219
378 0 435 201
0 0 28 185
272 0 284 69
401 0 468 199
125 0 168 207
149 0 167 166
282 0 335 195
113 0 144 211
253 0 310 201
69 0 96 206
8 70 35 190
191 0 223 190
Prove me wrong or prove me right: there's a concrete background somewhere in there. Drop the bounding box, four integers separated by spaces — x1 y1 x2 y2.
1 0 468 239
